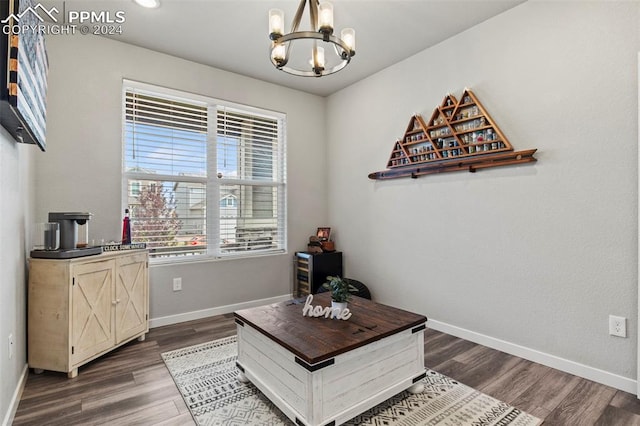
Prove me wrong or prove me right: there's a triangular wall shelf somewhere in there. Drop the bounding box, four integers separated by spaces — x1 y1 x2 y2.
370 89 537 180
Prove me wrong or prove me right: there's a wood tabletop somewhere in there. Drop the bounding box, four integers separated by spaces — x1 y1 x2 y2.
234 292 427 365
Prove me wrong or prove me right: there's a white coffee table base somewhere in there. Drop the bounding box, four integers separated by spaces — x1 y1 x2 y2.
236 321 426 426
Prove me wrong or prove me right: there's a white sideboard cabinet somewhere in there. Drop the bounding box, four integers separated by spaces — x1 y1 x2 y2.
28 250 149 378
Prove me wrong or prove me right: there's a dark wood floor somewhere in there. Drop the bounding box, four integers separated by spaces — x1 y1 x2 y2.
11 314 640 425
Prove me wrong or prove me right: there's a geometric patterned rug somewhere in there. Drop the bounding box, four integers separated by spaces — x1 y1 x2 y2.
161 336 543 426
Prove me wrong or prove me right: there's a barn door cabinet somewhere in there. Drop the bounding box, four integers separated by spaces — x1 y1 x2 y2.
28 250 149 378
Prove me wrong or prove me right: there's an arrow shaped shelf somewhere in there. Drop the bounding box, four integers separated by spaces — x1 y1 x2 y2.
369 89 537 180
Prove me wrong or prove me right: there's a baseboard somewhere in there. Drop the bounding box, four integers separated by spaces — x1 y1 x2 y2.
148 301 637 394
2 363 28 426
149 294 292 328
427 319 637 394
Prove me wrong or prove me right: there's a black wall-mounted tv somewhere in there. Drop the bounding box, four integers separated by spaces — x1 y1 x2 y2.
0 0 48 151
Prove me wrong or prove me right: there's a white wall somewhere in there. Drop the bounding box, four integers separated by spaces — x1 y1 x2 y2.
327 1 639 388
39 34 327 320
0 130 35 424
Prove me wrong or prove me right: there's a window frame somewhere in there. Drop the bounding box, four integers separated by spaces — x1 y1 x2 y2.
122 80 287 264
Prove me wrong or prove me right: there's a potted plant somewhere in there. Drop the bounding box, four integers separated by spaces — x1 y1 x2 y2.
323 276 357 318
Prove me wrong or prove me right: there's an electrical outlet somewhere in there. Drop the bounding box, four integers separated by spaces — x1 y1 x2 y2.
8 333 13 359
609 315 627 338
173 277 182 292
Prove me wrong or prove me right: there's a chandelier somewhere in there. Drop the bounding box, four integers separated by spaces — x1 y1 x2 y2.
268 0 356 77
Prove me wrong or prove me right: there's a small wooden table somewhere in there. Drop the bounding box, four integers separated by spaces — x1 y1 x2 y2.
234 293 427 426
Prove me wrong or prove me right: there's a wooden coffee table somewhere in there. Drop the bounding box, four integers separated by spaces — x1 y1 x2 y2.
234 293 427 426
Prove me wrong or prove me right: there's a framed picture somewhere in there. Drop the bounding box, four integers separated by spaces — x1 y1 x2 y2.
0 0 49 151
316 227 331 241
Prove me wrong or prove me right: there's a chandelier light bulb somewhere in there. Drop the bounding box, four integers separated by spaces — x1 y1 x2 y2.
272 43 286 64
312 46 325 75
341 28 356 54
315 46 325 67
318 2 334 34
269 9 284 40
318 46 325 67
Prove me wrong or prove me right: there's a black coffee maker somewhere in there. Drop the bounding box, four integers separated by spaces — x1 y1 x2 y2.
31 212 103 259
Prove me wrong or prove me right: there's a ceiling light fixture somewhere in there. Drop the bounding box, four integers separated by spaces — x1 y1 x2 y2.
268 0 355 77
133 0 160 8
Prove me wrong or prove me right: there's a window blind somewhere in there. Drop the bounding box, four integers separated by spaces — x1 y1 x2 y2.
124 91 207 177
216 106 286 255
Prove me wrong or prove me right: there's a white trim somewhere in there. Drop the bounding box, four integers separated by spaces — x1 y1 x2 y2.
2 363 28 426
149 294 292 328
427 319 636 394
637 51 640 399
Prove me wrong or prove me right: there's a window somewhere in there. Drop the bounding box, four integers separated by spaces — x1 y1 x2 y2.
123 81 286 260
129 181 141 197
219 195 237 208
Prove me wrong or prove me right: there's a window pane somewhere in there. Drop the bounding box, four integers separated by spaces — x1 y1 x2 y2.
216 136 238 178
217 108 279 182
127 179 206 258
219 184 280 253
125 92 207 177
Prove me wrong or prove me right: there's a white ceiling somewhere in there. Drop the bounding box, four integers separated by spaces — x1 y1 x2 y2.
43 0 526 96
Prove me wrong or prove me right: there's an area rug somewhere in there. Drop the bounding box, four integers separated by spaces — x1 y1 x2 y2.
161 336 542 426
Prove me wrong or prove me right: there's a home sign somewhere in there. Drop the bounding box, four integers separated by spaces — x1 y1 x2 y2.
302 294 352 320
